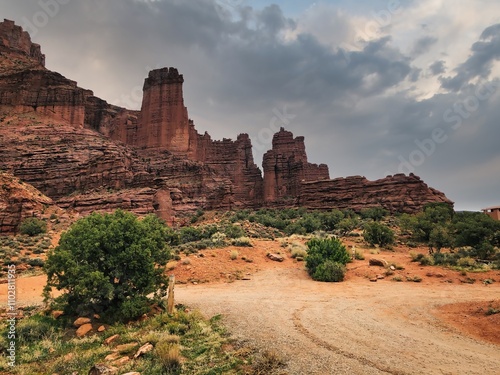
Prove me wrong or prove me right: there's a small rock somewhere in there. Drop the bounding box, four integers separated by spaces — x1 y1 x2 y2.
376 274 385 280
88 364 118 375
267 253 284 262
51 310 64 319
369 258 388 267
64 353 74 361
390 265 395 271
76 323 93 337
104 353 120 361
104 334 120 345
73 317 91 327
134 343 153 359
94 314 101 320
113 343 139 353
98 325 106 332
369 277 378 282
112 356 130 366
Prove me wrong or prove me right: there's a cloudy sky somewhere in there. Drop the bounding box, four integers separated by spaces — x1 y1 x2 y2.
2 0 500 211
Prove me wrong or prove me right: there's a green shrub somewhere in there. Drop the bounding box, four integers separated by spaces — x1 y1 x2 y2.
19 218 47 236
211 232 227 247
312 260 346 282
418 255 434 266
337 218 359 236
26 258 45 267
360 207 388 221
363 222 394 247
231 237 252 247
179 227 203 244
224 225 246 239
306 237 350 282
289 243 308 259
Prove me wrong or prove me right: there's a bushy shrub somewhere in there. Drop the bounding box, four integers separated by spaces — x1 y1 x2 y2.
231 237 252 247
224 224 246 239
179 227 203 244
337 217 359 236
312 260 346 282
289 243 308 259
211 232 227 247
363 222 394 247
360 207 388 221
19 217 47 236
306 237 350 282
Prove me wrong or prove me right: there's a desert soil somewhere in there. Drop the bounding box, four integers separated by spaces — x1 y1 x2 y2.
1 239 499 374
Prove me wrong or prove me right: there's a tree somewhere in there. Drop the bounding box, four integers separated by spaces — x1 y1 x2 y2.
44 210 171 322
428 225 451 254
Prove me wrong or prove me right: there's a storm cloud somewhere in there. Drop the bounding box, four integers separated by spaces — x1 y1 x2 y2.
1 0 499 210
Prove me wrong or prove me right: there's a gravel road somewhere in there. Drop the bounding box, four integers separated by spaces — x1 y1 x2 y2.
177 268 500 375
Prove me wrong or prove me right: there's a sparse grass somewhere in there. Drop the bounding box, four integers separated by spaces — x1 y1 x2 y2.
0 307 256 374
354 248 365 260
230 250 239 260
392 276 403 282
289 242 308 259
251 349 286 375
406 275 423 282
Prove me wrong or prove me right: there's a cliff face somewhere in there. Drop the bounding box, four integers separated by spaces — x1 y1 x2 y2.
0 171 53 234
263 128 329 203
0 19 454 233
299 174 453 213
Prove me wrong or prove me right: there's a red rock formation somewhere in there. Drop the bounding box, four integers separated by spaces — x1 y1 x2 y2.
0 19 45 70
299 173 453 213
263 128 329 203
137 68 194 154
0 171 53 234
0 116 233 225
196 133 264 207
0 19 454 232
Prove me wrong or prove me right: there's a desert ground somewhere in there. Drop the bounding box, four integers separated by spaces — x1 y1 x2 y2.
2 240 499 375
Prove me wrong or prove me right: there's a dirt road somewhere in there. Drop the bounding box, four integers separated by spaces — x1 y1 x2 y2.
177 267 500 375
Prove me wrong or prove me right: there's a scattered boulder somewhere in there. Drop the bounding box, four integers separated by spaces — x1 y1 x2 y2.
98 325 106 332
104 334 120 345
267 253 284 262
112 357 131 366
104 353 120 362
76 323 93 337
73 317 91 327
51 310 64 319
113 343 139 354
134 343 153 359
369 258 388 267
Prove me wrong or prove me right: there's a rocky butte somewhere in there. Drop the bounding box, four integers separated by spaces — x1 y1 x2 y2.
0 20 452 233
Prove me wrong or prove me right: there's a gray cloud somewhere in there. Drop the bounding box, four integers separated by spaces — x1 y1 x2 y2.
441 23 500 92
0 0 499 211
411 36 437 56
429 60 446 75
